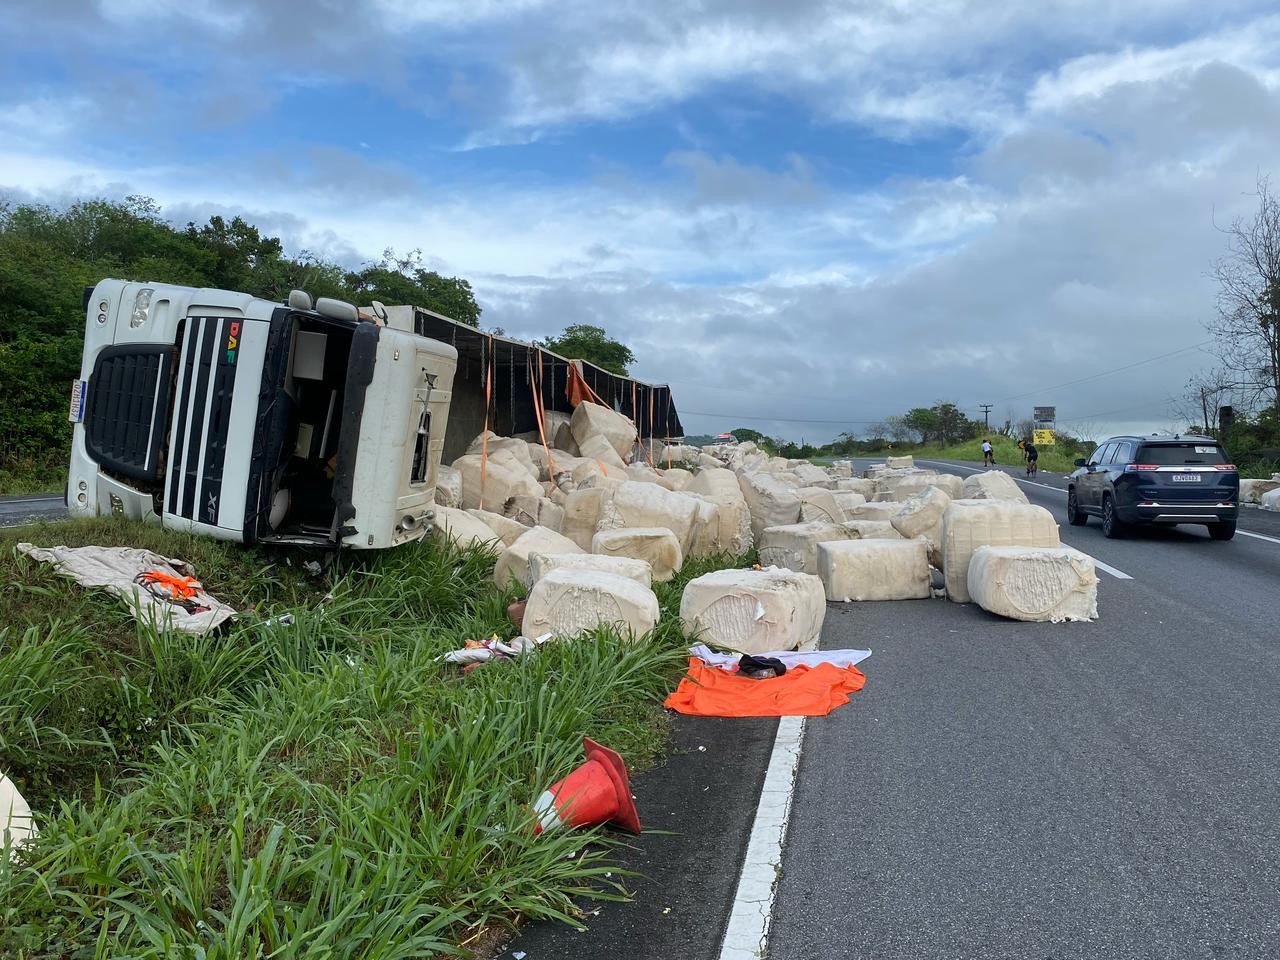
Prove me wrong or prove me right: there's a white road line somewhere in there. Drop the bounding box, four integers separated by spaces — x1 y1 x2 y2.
1237 530 1280 545
718 715 805 960
2 496 62 505
1085 556 1133 580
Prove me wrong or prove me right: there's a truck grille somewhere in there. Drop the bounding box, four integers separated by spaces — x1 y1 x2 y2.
84 345 174 482
166 317 239 525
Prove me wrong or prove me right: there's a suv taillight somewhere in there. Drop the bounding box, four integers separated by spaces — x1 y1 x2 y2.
1124 464 1159 472
1214 464 1236 471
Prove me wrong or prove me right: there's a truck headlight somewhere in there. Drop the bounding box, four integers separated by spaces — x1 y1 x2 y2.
130 288 154 328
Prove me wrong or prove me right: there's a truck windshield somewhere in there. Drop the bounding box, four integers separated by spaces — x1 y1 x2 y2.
1137 443 1226 465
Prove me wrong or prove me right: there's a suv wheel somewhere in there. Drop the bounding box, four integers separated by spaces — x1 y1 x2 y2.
1101 495 1125 539
1208 520 1236 541
1066 488 1087 526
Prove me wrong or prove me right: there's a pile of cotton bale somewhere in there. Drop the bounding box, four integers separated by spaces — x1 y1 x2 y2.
1241 476 1280 506
434 403 765 641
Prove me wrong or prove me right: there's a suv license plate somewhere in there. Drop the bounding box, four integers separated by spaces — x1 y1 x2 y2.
1170 473 1201 482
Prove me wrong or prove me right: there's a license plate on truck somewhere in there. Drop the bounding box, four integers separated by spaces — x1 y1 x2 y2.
69 380 86 423
1170 473 1200 482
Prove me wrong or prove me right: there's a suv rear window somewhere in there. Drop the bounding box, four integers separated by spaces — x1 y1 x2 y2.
1137 442 1226 465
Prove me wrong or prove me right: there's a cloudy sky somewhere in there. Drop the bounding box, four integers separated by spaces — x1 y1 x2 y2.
4 1 1279 442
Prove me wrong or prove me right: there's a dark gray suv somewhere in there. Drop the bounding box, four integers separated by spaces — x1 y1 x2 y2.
1066 434 1238 540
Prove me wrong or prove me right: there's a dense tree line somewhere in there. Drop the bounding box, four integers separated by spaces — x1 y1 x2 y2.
0 197 480 487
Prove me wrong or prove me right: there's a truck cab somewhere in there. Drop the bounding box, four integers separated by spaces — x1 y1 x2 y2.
68 279 457 549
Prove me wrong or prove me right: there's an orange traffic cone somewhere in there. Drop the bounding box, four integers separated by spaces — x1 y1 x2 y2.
533 737 642 835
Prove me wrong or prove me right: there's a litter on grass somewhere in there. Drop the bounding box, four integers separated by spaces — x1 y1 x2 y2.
16 543 236 635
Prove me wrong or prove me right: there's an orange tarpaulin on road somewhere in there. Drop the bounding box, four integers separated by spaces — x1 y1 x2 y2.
663 658 867 718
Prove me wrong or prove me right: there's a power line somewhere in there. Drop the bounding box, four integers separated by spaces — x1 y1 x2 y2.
990 340 1213 406
680 410 893 425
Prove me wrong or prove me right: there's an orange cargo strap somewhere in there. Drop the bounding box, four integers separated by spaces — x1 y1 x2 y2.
530 350 559 477
479 335 494 510
565 360 605 408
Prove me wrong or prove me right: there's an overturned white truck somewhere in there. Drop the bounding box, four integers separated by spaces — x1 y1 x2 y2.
67 280 685 552
68 279 457 549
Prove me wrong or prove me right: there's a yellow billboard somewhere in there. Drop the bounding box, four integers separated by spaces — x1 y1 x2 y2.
1033 429 1056 446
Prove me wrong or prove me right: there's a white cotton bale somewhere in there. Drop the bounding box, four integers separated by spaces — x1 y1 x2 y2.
962 470 1029 504
1261 488 1280 511
1240 479 1280 504
679 567 827 654
698 453 723 469
817 538 931 602
467 508 529 546
942 500 1060 603
828 462 854 479
834 478 875 496
504 496 565 532
833 491 868 517
844 501 899 522
578 433 629 471
663 467 694 490
797 487 845 524
553 420 581 456
597 481 702 553
592 527 683 581
434 465 462 508
687 467 741 500
659 444 702 465
431 506 502 550
529 551 653 589
494 526 584 587
758 522 851 575
523 569 660 640
892 473 963 501
1 773 37 858
453 454 543 511
684 497 724 558
561 487 614 550
791 463 830 485
738 472 803 541
464 434 537 479
885 455 914 469
570 402 637 459
624 463 668 487
891 487 951 541
524 442 552 482
840 520 904 540
967 546 1099 622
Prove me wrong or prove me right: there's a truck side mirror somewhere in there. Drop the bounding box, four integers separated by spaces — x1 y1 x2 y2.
1074 458 1087 467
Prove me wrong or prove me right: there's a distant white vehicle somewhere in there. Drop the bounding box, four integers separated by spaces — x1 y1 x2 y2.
67 279 457 550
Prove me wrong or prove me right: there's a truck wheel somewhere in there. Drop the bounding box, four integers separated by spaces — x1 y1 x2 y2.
1067 488 1087 526
1208 520 1237 541
1101 495 1125 539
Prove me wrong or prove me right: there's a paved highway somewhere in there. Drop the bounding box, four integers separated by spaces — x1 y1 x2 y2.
506 458 1280 960
0 493 66 528
769 459 1280 959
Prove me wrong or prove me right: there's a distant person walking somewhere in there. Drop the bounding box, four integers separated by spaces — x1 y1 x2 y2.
982 438 995 467
1024 439 1038 477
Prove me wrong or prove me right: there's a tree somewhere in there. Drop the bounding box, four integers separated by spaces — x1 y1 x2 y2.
540 324 636 375
1174 369 1236 435
1209 175 1280 414
344 248 481 326
730 427 766 443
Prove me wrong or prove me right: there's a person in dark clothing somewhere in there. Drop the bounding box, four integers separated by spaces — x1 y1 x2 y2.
1024 440 1039 476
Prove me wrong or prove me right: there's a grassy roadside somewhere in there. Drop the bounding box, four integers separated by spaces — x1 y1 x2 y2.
0 452 67 496
1 517 744 958
909 437 1081 473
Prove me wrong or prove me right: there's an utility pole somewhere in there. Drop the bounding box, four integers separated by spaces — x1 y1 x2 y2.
979 404 993 429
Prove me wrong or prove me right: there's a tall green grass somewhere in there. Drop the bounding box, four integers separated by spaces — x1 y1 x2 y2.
0 519 748 957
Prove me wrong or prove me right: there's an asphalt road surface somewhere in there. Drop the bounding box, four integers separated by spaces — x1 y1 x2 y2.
770 459 1280 959
0 493 66 528
507 458 1280 960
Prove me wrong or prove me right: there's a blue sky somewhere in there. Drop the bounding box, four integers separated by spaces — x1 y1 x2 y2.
5 0 1280 441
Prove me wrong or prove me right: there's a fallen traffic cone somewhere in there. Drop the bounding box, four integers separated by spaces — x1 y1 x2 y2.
532 737 641 835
